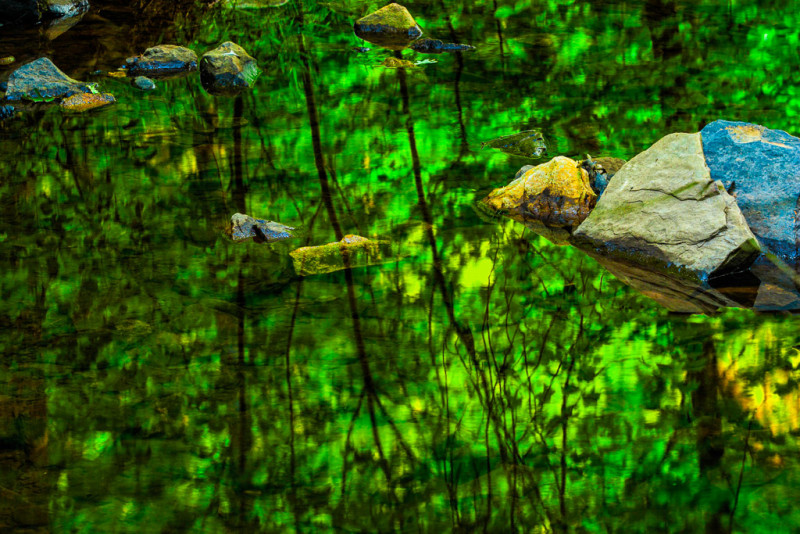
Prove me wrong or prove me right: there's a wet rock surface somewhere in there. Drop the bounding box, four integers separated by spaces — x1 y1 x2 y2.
579 156 626 195
354 3 423 49
573 132 761 284
291 235 392 276
132 76 156 91
229 213 295 243
410 38 475 53
0 0 88 24
701 119 800 261
124 45 198 77
200 42 260 96
5 58 96 101
483 156 596 244
59 92 115 112
481 130 548 159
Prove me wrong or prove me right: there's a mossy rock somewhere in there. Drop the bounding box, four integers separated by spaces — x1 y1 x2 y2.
5 57 97 102
200 42 260 96
124 45 198 77
354 3 423 50
59 92 116 112
380 57 416 69
290 235 392 276
483 156 596 240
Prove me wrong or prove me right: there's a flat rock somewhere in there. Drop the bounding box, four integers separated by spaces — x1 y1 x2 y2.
291 235 392 276
573 132 761 284
125 45 198 77
132 76 156 91
5 57 96 101
200 42 260 96
483 156 596 244
354 3 423 50
410 38 475 53
59 92 115 112
701 119 800 261
229 213 294 243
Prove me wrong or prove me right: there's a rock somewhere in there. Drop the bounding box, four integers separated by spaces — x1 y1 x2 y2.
379 57 416 69
0 0 87 24
579 155 627 195
290 235 392 276
132 76 156 91
59 92 115 112
0 105 16 120
199 42 260 96
701 119 800 261
410 38 475 53
229 213 295 243
0 57 15 66
483 156 596 245
573 133 761 284
354 3 423 50
5 58 97 101
481 130 548 159
124 45 198 77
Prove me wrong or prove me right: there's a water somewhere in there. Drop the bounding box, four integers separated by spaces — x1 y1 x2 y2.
2 1 800 532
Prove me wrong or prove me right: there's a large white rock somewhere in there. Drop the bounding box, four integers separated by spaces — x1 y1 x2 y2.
573 132 760 283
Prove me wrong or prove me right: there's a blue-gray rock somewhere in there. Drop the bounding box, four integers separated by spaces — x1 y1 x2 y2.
0 105 15 120
410 38 475 53
200 42 260 96
124 45 198 77
5 58 97 101
229 213 295 243
132 76 156 91
0 0 87 24
701 119 800 261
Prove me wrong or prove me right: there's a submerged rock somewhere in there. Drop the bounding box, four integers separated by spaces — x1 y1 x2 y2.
291 235 392 276
573 133 761 284
0 106 16 120
5 58 97 101
379 57 416 69
132 76 156 91
200 42 260 96
410 38 475 53
0 57 15 66
481 130 548 159
354 3 423 50
229 213 295 243
124 45 198 77
483 156 596 244
701 120 800 261
59 92 115 112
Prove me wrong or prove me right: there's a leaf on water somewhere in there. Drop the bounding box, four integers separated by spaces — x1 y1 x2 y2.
481 129 548 159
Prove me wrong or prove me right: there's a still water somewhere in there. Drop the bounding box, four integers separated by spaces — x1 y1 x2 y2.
2 0 800 532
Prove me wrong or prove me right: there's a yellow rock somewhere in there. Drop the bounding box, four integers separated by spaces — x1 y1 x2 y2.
380 57 415 69
60 93 116 112
291 235 391 276
107 70 127 78
483 156 596 238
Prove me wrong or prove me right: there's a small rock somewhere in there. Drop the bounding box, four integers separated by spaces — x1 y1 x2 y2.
107 70 127 78
41 0 89 18
290 235 391 276
132 76 156 91
124 45 198 77
0 0 87 24
579 155 627 195
59 92 115 112
0 105 16 120
0 56 15 66
354 3 423 50
199 42 260 96
701 119 800 261
481 130 548 159
5 57 97 101
229 213 294 243
410 38 475 53
572 133 761 284
380 57 415 69
483 156 596 244
353 47 371 53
